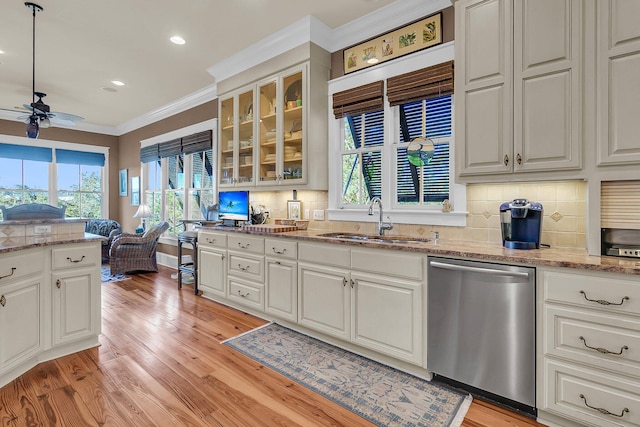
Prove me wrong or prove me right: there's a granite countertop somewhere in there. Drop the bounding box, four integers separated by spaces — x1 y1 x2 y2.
0 233 105 254
200 226 640 276
0 218 89 226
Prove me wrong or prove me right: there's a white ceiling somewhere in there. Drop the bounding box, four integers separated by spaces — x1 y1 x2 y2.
0 0 447 135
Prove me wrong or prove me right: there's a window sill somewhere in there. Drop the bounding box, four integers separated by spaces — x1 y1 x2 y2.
326 208 467 227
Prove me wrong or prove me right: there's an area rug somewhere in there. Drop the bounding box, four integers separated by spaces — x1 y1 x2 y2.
101 266 130 283
223 323 472 427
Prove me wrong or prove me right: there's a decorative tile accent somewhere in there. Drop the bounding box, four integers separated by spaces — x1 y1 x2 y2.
483 210 492 220
551 211 564 222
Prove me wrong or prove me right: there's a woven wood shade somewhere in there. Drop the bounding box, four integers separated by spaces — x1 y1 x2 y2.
140 130 212 163
140 144 159 163
332 81 384 119
182 130 212 155
387 60 454 106
157 138 182 158
601 180 640 230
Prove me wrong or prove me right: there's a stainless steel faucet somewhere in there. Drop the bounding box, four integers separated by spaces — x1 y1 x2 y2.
368 197 393 236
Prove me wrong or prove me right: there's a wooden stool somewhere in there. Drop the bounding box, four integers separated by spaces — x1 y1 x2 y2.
177 230 198 294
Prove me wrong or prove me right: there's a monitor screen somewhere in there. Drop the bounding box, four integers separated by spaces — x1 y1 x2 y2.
218 190 250 222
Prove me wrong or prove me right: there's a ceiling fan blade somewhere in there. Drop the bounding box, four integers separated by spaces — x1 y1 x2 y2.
49 111 84 122
48 116 78 126
16 114 32 121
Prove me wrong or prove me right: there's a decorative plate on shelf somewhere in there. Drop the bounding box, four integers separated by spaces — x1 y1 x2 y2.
285 79 302 102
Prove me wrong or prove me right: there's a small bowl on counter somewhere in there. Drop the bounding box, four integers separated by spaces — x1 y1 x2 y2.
294 220 309 230
274 218 296 226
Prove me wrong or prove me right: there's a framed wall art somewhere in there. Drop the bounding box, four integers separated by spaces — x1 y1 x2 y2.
287 200 301 220
119 169 128 196
130 176 140 206
343 13 442 74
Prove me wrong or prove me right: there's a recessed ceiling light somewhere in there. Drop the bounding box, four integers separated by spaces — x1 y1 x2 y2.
0 50 5 55
111 80 125 86
170 35 186 45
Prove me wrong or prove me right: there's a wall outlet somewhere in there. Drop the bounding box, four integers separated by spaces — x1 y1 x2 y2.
34 225 51 234
304 209 310 220
313 209 325 221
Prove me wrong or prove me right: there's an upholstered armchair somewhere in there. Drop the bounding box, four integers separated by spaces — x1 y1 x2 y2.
85 219 122 262
109 221 169 275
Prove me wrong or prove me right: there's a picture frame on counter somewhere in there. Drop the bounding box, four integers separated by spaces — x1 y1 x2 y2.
287 200 301 220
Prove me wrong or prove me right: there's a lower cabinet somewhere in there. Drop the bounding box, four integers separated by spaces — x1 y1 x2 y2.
51 267 99 346
199 247 226 297
265 257 297 322
0 276 43 374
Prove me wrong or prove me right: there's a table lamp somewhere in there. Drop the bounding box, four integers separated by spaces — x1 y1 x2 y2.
133 204 151 231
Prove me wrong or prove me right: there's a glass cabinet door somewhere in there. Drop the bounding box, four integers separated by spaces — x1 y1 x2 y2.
281 70 304 183
258 79 278 183
219 96 235 186
237 89 255 185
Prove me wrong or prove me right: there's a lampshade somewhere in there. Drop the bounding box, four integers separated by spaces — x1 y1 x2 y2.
133 204 151 218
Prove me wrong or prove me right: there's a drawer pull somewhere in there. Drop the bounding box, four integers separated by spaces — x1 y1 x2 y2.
272 247 286 255
580 290 629 306
206 238 216 244
579 394 629 418
579 336 628 355
67 255 86 263
0 267 16 280
238 264 250 271
0 295 5 307
238 242 250 249
237 290 250 298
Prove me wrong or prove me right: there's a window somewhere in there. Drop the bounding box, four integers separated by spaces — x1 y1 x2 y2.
328 44 465 226
0 140 108 219
140 122 216 238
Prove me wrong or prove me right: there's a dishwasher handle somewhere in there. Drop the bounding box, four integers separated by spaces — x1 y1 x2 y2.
429 260 531 278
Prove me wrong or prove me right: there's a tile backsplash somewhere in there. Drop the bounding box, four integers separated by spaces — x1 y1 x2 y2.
250 181 587 249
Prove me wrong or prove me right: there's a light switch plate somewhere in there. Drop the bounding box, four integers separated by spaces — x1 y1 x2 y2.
313 209 325 221
34 225 51 234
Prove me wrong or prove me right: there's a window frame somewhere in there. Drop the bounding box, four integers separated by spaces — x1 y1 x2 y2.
327 41 466 227
0 134 110 218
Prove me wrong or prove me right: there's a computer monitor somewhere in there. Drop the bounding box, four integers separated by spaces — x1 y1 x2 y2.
217 190 250 225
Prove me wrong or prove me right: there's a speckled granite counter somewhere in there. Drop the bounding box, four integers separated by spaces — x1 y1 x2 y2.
200 226 640 276
0 233 105 254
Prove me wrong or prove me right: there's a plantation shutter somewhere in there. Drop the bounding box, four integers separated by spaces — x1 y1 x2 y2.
387 60 454 106
333 81 384 119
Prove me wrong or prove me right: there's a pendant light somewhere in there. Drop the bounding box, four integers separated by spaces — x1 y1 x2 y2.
25 2 43 139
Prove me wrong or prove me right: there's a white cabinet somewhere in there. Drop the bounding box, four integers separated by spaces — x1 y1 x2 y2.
264 238 297 322
198 230 227 298
0 276 43 375
456 0 583 179
219 87 255 186
539 267 640 427
51 243 101 347
597 0 640 165
226 234 265 310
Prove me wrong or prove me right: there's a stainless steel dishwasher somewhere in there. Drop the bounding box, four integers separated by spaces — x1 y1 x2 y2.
427 257 536 415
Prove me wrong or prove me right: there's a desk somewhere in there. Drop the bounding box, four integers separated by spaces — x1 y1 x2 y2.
177 230 198 294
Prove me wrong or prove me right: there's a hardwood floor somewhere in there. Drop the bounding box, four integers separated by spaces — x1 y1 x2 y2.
0 265 546 426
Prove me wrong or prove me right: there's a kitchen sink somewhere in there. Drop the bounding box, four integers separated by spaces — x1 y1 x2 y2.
318 232 430 244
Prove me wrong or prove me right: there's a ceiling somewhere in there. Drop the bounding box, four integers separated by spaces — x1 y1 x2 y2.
0 0 427 135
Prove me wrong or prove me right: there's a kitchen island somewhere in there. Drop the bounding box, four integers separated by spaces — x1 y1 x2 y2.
0 218 103 388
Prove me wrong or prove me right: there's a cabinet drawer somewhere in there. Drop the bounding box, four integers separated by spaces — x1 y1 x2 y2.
198 230 227 249
228 278 263 310
298 242 350 268
0 249 44 284
227 235 264 254
228 252 264 282
545 305 640 378
264 238 297 260
543 359 640 427
351 248 423 281
52 244 99 270
542 268 640 316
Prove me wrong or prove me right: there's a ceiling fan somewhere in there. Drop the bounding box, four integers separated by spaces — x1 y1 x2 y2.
20 2 83 138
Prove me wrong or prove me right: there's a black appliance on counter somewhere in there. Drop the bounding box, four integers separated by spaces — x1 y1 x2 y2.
500 199 544 249
602 228 640 258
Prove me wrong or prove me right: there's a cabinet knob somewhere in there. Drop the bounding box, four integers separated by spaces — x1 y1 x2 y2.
350 279 355 288
516 153 522 165
0 295 5 307
342 277 348 287
503 155 509 166
56 279 62 289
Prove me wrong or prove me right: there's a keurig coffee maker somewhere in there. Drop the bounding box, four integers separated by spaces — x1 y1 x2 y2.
500 199 543 249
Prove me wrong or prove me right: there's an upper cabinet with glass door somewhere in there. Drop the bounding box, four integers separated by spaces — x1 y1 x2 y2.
218 88 255 187
257 67 304 186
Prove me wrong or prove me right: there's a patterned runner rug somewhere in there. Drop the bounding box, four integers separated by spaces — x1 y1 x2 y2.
224 323 472 427
101 265 130 283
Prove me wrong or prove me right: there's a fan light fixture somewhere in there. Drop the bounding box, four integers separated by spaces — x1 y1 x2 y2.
25 2 43 139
